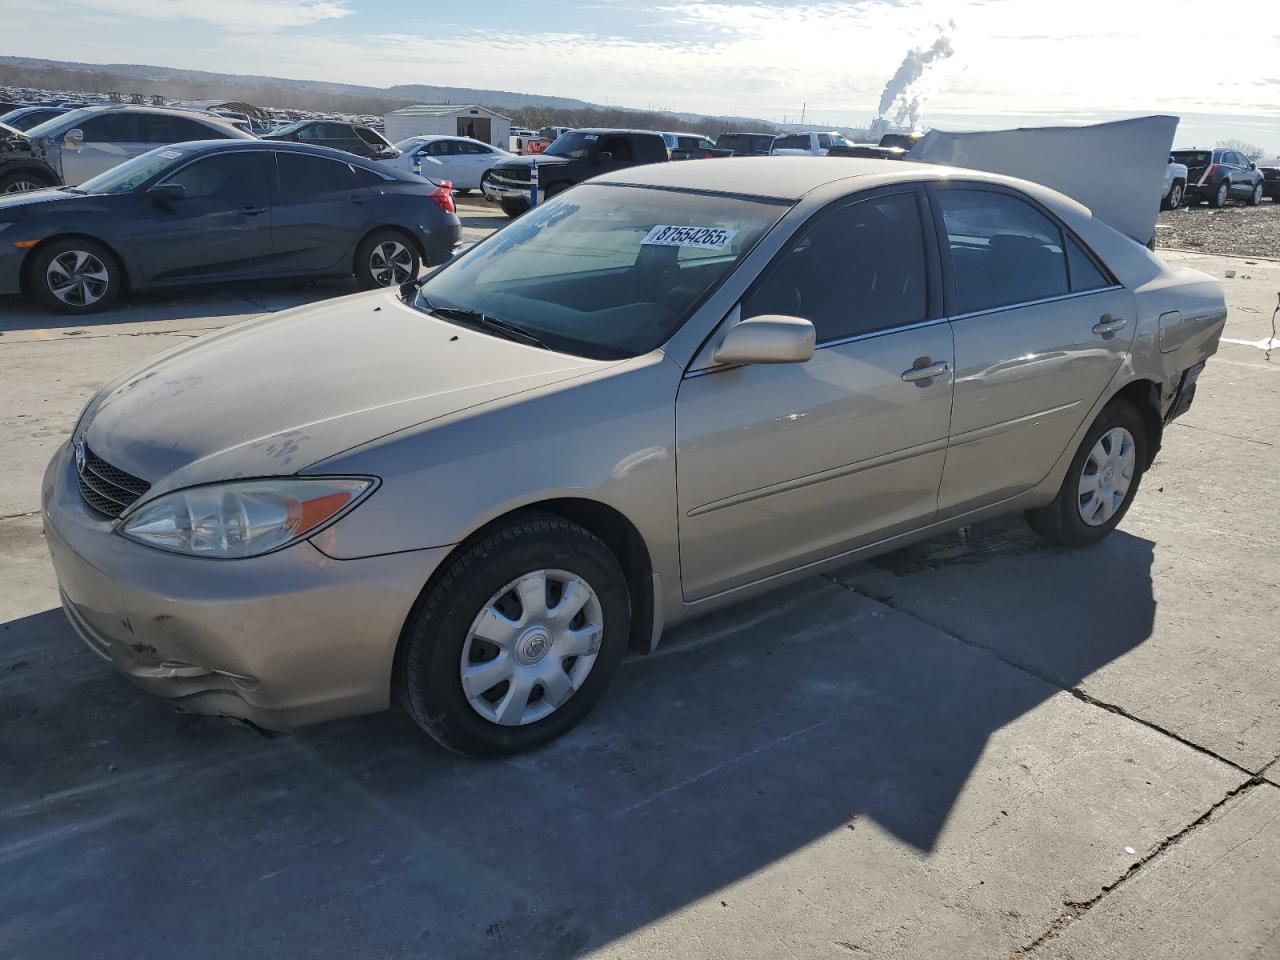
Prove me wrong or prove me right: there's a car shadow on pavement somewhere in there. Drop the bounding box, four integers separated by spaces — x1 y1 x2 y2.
0 522 1156 960
0 277 360 333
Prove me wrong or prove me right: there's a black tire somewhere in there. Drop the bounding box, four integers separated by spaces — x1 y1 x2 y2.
499 198 528 218
396 517 632 757
0 169 54 194
29 237 121 314
1162 181 1183 211
1207 180 1230 208
354 228 420 289
1247 182 1263 206
1025 399 1148 548
544 181 571 200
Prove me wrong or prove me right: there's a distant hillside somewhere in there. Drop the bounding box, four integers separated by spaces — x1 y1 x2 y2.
0 55 868 139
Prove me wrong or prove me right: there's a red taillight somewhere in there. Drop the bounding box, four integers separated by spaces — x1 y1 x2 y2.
430 180 455 214
1199 163 1219 186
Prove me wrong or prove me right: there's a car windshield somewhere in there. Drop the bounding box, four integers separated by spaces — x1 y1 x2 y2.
74 147 184 194
393 136 428 152
415 184 788 360
269 120 311 136
543 132 602 160
23 106 101 139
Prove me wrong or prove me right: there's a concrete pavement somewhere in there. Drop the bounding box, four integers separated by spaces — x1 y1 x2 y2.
0 232 1276 959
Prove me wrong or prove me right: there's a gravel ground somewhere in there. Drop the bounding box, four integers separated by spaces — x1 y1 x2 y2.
1156 199 1280 258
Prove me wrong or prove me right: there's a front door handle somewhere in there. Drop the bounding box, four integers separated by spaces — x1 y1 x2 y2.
1092 315 1128 337
239 206 268 216
901 360 951 383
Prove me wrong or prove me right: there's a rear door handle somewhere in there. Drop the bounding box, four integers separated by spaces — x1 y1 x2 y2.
901 361 951 383
1092 316 1128 336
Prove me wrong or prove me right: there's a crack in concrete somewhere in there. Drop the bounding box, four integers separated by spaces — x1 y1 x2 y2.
0 510 39 522
826 575 1257 778
0 328 209 346
1010 776 1267 956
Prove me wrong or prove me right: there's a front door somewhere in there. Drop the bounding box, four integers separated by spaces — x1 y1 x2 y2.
59 113 145 184
930 184 1137 515
132 150 274 284
676 188 953 601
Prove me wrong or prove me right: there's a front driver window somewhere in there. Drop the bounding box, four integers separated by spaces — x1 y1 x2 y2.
742 192 928 343
161 152 268 201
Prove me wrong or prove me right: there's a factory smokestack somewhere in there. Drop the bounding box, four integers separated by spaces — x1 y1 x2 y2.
877 21 956 131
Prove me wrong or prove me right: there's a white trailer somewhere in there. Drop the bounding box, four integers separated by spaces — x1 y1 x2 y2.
382 104 512 150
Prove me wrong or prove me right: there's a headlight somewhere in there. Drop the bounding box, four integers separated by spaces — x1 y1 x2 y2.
118 477 376 558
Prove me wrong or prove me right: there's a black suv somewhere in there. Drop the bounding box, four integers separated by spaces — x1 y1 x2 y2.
1172 148 1265 208
266 120 398 159
715 132 775 156
481 128 668 217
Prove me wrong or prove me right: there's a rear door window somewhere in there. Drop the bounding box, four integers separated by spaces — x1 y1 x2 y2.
936 189 1069 314
138 115 221 144
599 136 634 162
274 152 356 198
1066 236 1111 292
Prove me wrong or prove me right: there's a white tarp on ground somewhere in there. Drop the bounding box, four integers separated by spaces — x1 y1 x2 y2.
907 116 1178 245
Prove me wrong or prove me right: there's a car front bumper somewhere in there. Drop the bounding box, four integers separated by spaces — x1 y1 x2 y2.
42 442 449 730
481 176 543 206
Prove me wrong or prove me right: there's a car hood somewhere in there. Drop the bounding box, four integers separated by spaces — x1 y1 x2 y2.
0 186 82 215
81 290 605 497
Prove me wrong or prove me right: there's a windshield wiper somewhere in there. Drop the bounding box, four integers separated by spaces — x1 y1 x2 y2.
421 299 551 350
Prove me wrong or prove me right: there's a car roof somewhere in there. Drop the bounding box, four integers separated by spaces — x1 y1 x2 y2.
598 155 1088 205
569 128 664 137
161 138 413 178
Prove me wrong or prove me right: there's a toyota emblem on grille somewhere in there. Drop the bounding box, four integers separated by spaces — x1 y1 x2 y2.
74 439 86 475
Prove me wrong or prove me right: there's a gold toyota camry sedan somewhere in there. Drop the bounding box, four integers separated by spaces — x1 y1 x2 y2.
44 158 1226 756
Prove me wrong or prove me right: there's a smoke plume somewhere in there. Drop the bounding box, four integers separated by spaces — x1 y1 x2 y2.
877 21 956 130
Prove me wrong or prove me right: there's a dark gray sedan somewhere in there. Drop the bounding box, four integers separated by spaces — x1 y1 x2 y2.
0 140 462 313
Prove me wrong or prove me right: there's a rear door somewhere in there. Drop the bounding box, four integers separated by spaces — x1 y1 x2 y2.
930 184 1135 515
132 149 274 284
675 187 953 600
268 150 373 272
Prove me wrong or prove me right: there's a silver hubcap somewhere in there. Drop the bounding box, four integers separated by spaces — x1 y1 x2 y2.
1218 184 1228 204
4 179 41 193
1078 427 1135 526
46 250 110 306
1170 185 1181 206
460 569 604 727
368 240 413 285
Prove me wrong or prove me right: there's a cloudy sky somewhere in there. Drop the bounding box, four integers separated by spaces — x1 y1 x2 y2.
2 0 1276 149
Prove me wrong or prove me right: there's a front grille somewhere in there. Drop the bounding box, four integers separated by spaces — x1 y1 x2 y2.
490 169 530 187
78 445 150 519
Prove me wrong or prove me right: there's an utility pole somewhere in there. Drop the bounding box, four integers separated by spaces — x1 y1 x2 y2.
801 102 806 125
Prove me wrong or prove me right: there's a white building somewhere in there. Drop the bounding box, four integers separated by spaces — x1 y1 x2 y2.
382 104 512 149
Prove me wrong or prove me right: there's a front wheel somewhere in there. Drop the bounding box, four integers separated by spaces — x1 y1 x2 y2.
396 517 632 757
499 198 528 218
1025 400 1147 548
354 229 420 289
0 170 54 194
30 238 121 314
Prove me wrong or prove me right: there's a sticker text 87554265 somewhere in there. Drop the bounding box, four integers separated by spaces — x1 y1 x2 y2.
641 225 738 250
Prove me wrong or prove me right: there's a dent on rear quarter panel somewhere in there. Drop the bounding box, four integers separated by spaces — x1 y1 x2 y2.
1132 266 1227 383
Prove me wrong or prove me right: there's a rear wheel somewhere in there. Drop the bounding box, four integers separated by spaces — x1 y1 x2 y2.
1025 400 1147 548
396 517 631 757
30 238 121 314
354 229 420 289
1208 180 1230 208
1247 182 1263 206
1162 181 1183 210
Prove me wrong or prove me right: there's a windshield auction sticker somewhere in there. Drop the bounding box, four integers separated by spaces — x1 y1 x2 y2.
641 225 737 249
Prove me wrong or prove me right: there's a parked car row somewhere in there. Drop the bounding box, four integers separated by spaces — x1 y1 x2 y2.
1169 148 1267 207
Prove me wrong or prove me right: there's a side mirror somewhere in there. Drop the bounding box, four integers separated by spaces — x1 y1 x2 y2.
1250 162 1257 170
597 151 613 164
63 128 83 151
713 315 815 366
146 182 186 203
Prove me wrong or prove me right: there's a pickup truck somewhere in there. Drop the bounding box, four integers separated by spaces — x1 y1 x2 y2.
769 130 860 156
1162 158 1188 210
481 128 668 217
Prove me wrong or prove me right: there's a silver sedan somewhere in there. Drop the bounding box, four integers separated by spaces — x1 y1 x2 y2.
43 158 1227 756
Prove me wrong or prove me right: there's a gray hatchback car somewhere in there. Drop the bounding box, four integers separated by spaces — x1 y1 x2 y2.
44 158 1227 756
